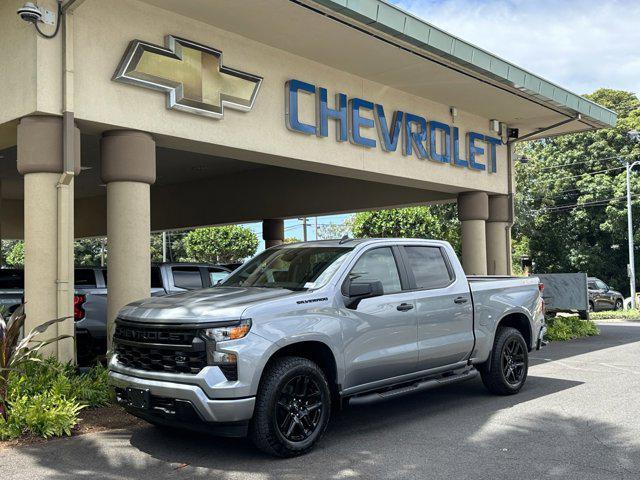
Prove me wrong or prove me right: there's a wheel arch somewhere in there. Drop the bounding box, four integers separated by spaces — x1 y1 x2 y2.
496 312 533 351
257 340 341 402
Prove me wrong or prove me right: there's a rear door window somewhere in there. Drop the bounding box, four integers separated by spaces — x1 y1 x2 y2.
404 246 453 290
172 267 204 290
151 267 163 288
74 268 97 288
0 269 24 289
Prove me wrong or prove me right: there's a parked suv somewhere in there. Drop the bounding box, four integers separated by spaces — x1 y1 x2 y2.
109 239 545 457
587 277 624 312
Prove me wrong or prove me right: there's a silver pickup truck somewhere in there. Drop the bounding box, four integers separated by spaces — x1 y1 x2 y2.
109 239 546 457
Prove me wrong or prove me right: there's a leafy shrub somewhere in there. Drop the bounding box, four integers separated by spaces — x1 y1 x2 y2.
546 316 600 341
0 358 112 440
0 393 83 439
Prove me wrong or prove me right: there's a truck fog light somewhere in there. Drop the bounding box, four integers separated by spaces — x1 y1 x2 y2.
212 351 237 364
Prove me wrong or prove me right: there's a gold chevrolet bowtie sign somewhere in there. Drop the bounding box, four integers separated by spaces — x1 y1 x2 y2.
113 36 262 119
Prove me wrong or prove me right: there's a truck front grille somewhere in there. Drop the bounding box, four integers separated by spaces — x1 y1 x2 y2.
113 321 207 374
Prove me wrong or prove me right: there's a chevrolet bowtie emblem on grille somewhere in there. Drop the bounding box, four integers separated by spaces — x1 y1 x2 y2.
113 35 262 119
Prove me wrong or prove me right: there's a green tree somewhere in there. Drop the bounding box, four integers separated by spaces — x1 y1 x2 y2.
74 238 106 266
184 225 258 263
514 89 640 295
351 204 461 254
317 217 354 240
6 242 24 267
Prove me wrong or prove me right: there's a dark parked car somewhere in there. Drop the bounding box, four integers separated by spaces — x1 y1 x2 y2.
587 277 624 311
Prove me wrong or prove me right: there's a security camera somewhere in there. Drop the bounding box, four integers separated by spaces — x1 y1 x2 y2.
17 2 43 23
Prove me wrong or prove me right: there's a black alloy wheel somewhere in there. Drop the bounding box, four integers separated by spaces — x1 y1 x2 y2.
250 356 331 457
275 375 324 442
480 327 529 395
501 337 526 386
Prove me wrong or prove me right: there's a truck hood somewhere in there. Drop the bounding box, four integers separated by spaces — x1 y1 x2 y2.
118 286 299 324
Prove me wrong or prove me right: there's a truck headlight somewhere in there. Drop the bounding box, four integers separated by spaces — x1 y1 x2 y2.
202 319 251 342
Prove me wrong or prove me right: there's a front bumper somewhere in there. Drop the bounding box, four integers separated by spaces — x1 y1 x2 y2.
108 370 255 424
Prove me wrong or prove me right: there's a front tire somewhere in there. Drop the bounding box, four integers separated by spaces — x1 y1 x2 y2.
480 327 528 395
615 299 623 311
250 356 331 457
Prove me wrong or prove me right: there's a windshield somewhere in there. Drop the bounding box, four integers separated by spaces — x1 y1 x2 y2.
221 246 353 291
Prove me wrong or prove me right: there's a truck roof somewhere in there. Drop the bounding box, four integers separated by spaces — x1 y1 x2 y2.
275 238 450 248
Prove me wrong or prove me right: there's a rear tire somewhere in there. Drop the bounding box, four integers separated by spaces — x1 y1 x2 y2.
250 356 331 457
480 327 528 396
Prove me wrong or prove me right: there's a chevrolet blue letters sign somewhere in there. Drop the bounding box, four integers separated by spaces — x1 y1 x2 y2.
285 79 501 173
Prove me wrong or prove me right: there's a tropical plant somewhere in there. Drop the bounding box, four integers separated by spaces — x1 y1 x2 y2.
0 305 72 420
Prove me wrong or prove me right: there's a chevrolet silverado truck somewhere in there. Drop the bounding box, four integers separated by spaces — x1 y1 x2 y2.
108 239 546 457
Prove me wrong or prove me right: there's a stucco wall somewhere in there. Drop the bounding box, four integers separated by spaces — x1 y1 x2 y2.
69 0 508 195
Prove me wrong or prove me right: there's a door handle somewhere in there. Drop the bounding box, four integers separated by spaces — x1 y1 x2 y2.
396 303 414 312
454 297 468 304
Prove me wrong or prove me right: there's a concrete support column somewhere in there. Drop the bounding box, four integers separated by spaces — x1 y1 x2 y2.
486 195 512 275
17 116 80 362
457 192 489 275
263 219 284 248
101 131 155 350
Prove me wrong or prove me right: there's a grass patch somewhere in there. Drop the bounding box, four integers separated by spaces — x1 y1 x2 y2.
590 309 640 321
546 316 600 342
0 358 112 440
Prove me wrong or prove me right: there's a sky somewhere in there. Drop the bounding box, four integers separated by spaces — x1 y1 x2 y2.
250 0 640 250
389 0 640 95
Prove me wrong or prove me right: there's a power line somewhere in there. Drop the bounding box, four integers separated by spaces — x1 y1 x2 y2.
532 194 640 213
531 166 626 186
531 152 639 172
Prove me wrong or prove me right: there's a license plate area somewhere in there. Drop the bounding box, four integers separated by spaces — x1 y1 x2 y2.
124 387 151 409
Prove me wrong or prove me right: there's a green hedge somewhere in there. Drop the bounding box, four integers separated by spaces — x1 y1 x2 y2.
590 309 640 321
546 316 600 342
0 358 112 440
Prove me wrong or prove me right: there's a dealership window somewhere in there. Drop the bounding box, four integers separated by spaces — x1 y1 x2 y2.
172 267 203 290
404 246 452 289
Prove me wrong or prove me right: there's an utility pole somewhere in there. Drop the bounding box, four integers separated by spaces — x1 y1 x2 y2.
314 216 318 240
627 131 640 310
626 162 637 309
301 217 308 242
162 231 167 263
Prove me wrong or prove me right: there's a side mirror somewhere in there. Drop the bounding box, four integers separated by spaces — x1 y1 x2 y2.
345 280 384 309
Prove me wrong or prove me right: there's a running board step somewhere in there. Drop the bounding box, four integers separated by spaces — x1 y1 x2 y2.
348 368 478 406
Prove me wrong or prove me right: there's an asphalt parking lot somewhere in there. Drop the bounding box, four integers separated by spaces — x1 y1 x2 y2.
2 322 640 480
